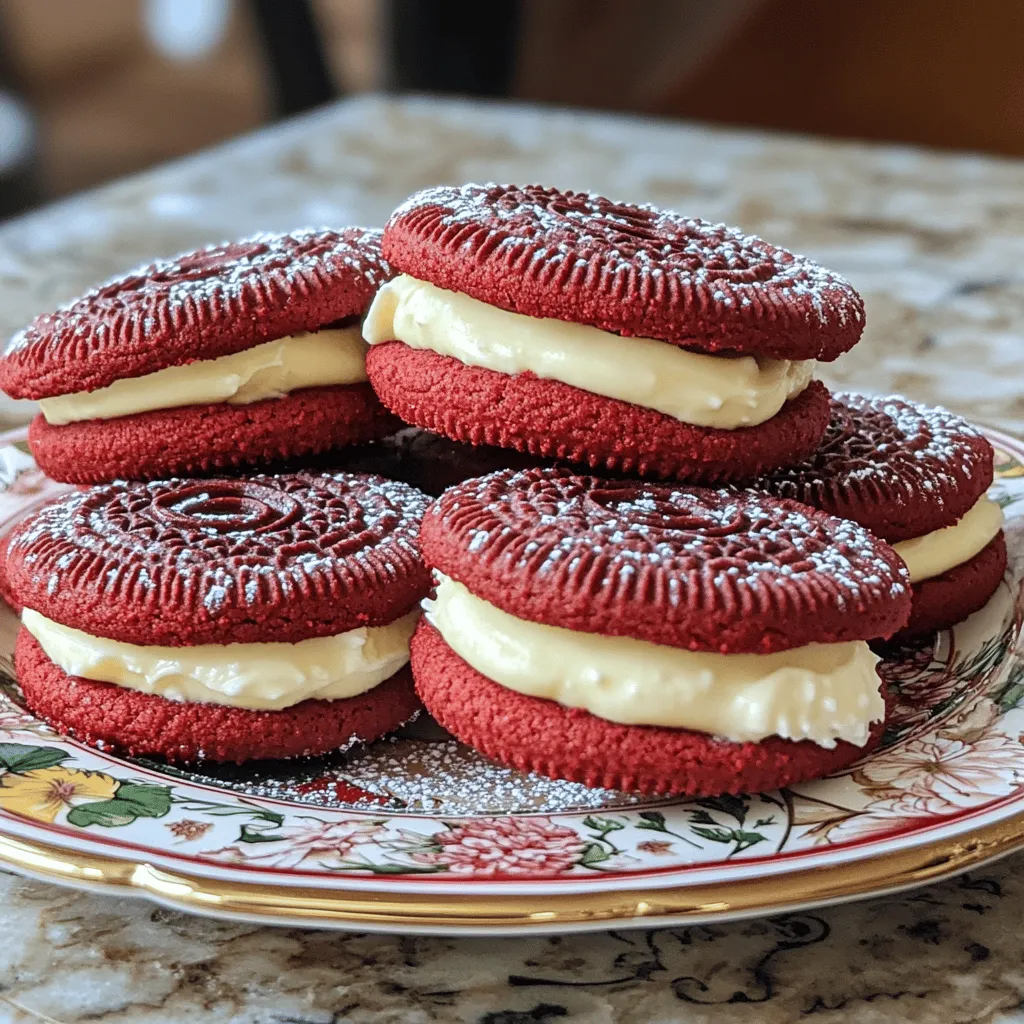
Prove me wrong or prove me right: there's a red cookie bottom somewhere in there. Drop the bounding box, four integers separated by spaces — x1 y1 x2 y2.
16 631 420 763
896 532 1007 642
366 343 831 483
411 621 884 797
28 383 401 484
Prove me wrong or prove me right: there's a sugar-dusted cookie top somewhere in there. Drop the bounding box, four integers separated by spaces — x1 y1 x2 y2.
420 466 910 653
6 471 430 645
384 183 863 360
757 392 994 541
0 227 390 399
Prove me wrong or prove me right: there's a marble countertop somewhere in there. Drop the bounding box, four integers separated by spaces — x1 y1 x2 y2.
3 865 1024 1023
1 94 1023 1022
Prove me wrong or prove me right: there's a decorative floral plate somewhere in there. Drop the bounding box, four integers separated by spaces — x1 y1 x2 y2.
0 425 1021 935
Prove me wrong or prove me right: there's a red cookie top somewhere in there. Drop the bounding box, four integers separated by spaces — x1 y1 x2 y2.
756 392 994 542
420 467 910 654
0 227 390 400
384 184 863 361
6 472 430 646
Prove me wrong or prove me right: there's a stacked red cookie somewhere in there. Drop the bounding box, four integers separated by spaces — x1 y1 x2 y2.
412 467 911 796
0 228 398 483
363 183 865 482
757 392 1005 639
4 472 430 762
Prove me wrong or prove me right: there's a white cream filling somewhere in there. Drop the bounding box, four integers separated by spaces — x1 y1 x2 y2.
425 576 882 747
893 495 1004 583
39 327 369 425
21 607 418 710
363 275 814 429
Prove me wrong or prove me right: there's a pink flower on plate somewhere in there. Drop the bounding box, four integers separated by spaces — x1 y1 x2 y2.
0 706 46 736
204 817 385 869
429 817 586 877
938 697 1003 743
823 793 938 844
637 840 675 856
166 818 213 842
858 734 1023 810
832 754 1023 847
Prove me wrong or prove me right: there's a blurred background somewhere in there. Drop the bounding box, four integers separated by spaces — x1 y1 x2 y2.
0 0 1018 218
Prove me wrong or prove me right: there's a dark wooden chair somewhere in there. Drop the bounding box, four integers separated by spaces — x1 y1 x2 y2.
247 0 522 117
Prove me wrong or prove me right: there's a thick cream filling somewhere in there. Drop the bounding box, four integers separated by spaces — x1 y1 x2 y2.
425 576 882 747
39 327 369 425
893 495 1004 583
363 275 814 429
21 607 418 710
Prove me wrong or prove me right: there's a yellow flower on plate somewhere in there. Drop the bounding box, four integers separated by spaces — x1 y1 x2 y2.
994 447 1024 479
0 767 118 823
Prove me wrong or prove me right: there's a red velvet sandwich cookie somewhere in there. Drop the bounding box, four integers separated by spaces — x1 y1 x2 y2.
411 467 912 797
364 183 866 482
5 471 430 763
0 228 400 483
757 392 1004 640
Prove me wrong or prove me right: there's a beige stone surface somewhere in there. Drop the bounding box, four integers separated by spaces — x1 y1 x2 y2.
0 95 1023 1022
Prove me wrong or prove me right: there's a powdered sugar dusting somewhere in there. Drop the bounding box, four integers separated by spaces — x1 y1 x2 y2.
757 392 994 541
424 466 910 652
1 227 391 400
445 469 903 593
163 732 641 815
388 183 863 357
7 471 429 643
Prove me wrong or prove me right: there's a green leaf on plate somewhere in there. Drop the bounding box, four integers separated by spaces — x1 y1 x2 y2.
238 823 284 844
690 826 733 844
687 809 716 826
583 815 624 833
637 811 667 830
695 794 747 825
113 782 173 818
66 782 172 828
580 842 612 866
67 799 141 828
731 830 767 854
0 743 71 774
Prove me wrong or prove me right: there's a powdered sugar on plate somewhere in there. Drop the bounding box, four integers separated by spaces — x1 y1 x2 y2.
149 722 644 815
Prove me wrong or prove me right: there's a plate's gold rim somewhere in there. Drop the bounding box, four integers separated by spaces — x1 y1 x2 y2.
2 809 1024 928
